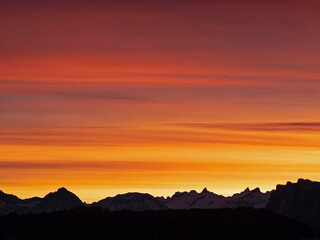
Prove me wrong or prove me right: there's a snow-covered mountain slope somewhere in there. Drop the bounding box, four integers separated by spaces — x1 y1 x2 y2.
224 187 272 208
158 188 226 209
158 187 271 209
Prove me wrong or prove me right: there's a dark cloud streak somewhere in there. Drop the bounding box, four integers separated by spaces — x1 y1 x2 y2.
172 122 320 132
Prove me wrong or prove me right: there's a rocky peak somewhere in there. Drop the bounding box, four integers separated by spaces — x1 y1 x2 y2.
251 187 261 193
267 179 320 233
57 187 68 193
297 178 313 185
32 188 83 213
201 188 208 194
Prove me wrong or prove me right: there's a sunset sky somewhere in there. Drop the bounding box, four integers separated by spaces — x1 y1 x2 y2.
1 0 320 202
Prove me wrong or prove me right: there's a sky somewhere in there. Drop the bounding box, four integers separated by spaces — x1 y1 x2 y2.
0 0 320 202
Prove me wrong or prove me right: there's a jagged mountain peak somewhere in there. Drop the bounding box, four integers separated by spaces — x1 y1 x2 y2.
162 188 226 209
201 187 208 194
277 179 319 191
172 191 192 199
230 188 249 198
297 178 315 185
172 188 220 197
230 187 263 199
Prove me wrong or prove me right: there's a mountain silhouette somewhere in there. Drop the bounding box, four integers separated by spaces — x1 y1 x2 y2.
32 187 83 213
158 187 272 209
1 187 273 215
0 190 21 205
158 188 226 209
0 190 41 215
267 179 320 233
1 178 320 236
94 192 167 211
224 187 273 208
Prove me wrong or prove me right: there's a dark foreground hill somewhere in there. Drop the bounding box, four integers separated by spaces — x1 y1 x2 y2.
267 179 320 234
0 207 317 240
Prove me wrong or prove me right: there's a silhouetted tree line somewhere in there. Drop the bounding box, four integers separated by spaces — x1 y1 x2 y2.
0 207 317 240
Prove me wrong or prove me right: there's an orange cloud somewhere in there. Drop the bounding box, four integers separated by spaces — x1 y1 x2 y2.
0 0 320 201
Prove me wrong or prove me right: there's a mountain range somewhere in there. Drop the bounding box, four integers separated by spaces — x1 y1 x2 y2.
1 179 319 233
0 186 272 214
